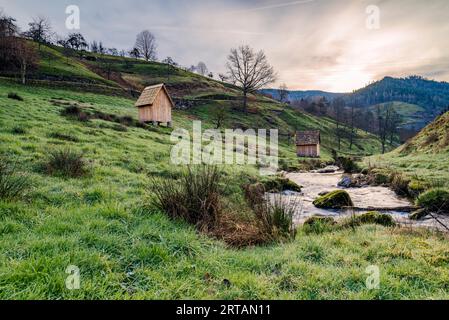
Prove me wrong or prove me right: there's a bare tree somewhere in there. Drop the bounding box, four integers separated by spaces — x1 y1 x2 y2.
377 103 393 154
278 83 288 103
226 45 277 111
196 61 208 76
135 30 157 61
16 39 39 84
24 16 52 49
332 98 346 151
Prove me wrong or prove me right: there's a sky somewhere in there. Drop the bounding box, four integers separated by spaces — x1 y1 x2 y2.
1 0 449 92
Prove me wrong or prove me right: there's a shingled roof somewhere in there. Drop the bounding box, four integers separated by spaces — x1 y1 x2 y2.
296 130 321 145
134 84 175 108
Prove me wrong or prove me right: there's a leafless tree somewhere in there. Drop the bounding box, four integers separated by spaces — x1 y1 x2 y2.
278 83 289 103
226 45 277 111
135 30 157 61
24 16 53 49
196 61 208 76
16 39 39 84
332 98 346 151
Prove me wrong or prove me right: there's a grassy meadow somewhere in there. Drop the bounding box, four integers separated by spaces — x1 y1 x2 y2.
1 78 449 300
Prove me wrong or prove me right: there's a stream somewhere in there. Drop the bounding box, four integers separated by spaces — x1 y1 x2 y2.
279 171 449 231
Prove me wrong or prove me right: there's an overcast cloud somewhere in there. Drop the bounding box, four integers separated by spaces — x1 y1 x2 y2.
1 0 449 92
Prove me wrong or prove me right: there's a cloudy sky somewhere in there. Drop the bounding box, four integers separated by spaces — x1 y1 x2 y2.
1 0 449 92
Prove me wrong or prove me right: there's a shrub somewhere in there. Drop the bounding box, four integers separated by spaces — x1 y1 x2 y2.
313 190 353 209
7 92 23 101
44 148 90 178
338 157 360 173
303 216 336 234
416 189 449 213
150 165 223 231
11 126 26 135
408 180 427 198
0 160 29 200
390 172 411 197
61 105 89 122
370 168 390 185
254 194 299 240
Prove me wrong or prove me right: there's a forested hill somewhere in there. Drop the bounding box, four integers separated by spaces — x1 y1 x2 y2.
346 76 449 114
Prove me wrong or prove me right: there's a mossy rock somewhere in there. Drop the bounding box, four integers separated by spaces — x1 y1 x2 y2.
416 189 449 213
262 177 302 193
410 208 429 220
304 216 336 226
354 211 396 227
313 190 353 209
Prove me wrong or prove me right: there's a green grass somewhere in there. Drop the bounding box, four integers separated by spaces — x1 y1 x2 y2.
1 55 448 299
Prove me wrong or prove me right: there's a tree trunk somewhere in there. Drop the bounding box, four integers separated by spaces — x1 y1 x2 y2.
21 59 26 85
243 90 248 112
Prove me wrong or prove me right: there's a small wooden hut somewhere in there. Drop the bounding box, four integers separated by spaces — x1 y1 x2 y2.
296 130 321 158
135 84 174 126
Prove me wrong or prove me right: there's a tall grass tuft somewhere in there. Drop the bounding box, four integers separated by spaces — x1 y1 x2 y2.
44 148 90 178
149 165 223 231
0 159 29 200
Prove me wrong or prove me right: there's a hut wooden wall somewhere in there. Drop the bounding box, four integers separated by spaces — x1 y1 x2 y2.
297 144 320 157
138 90 172 123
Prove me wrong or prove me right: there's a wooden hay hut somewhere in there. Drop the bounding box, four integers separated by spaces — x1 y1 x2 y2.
296 130 321 158
135 84 174 126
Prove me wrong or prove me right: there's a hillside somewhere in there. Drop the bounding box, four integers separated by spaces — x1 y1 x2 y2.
367 111 449 185
2 80 449 299
0 43 387 160
265 76 449 133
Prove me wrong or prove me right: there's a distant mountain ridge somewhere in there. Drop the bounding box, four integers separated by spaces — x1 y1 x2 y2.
263 76 449 131
260 89 343 101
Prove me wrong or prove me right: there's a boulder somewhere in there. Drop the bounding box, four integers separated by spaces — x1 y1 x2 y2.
338 176 353 188
354 211 396 227
313 190 354 209
316 166 339 174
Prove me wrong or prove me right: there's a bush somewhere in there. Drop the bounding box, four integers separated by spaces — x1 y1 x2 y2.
313 190 353 209
44 148 90 178
11 126 26 135
408 180 427 198
0 160 29 200
7 92 23 101
390 172 411 197
338 157 360 173
61 105 89 122
252 194 299 240
370 168 390 185
416 189 449 213
150 165 223 231
303 216 336 234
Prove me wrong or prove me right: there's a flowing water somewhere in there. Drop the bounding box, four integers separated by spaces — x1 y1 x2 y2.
280 171 449 231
